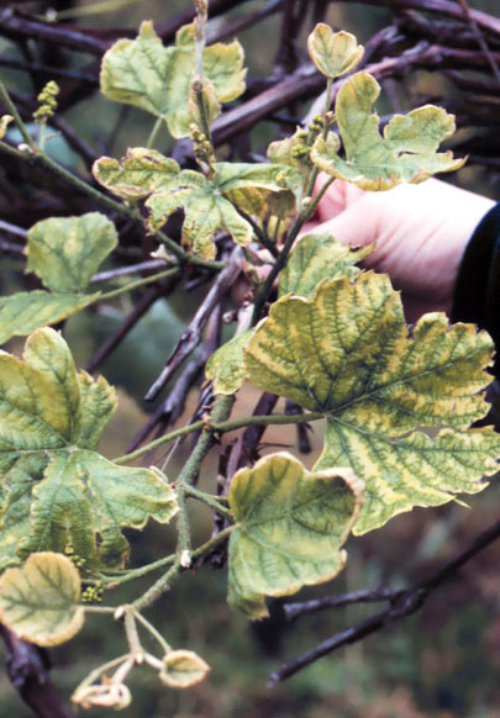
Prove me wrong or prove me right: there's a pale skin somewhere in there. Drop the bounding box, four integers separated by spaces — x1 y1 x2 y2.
304 177 495 322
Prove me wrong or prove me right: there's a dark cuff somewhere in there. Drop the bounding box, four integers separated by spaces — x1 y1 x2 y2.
451 202 500 377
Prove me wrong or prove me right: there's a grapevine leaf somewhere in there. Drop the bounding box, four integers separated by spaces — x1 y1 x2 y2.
77 371 117 450
279 233 374 298
0 291 100 345
205 329 254 395
0 115 13 139
308 25 364 79
94 150 300 258
245 272 500 534
311 72 465 190
0 328 178 567
20 452 178 567
159 650 210 689
228 453 364 619
100 21 245 138
0 456 48 569
92 149 180 201
26 213 118 293
0 552 84 647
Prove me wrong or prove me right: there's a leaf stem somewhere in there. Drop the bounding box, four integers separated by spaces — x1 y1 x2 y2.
98 267 181 301
183 484 234 521
115 409 325 464
0 77 35 149
147 117 164 149
135 611 171 654
132 558 180 612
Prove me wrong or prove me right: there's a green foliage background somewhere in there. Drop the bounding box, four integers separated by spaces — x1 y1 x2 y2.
1 1 500 716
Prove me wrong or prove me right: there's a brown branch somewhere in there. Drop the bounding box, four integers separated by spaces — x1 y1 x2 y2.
85 287 161 374
270 518 500 684
145 248 246 402
455 0 500 85
0 625 70 718
127 306 222 454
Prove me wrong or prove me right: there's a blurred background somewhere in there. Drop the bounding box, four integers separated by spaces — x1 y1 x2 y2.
1 1 500 716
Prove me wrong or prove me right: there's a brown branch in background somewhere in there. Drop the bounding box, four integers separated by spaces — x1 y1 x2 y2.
0 625 70 718
85 286 162 373
127 305 222 455
269 519 500 684
145 247 246 402
207 0 285 45
455 0 500 85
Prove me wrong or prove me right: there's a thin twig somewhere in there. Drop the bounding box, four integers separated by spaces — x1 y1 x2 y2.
270 519 500 684
145 247 246 401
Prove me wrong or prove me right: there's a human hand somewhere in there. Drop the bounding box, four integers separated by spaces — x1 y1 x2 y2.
304 177 495 322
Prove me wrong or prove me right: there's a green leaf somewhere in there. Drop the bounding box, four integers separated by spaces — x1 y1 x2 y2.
100 21 245 139
279 233 374 298
0 552 84 647
159 650 210 689
0 328 178 568
311 72 465 190
92 148 180 201
146 170 253 260
77 371 117 450
21 452 178 567
245 272 500 534
94 150 300 259
228 452 364 619
0 290 100 345
308 25 364 79
205 329 254 395
0 115 13 139
26 213 118 294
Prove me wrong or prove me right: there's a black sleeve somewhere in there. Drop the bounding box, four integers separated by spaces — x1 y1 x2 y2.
451 202 500 377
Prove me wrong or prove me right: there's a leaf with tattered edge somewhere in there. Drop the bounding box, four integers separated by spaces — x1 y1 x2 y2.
245 273 500 534
311 72 465 190
205 329 254 395
308 25 364 79
26 213 118 294
159 650 210 689
0 553 84 647
0 291 100 345
93 149 181 201
279 233 374 298
0 328 178 567
228 452 364 619
100 21 245 139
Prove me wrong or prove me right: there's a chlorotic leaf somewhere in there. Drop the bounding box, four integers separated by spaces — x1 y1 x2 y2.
308 25 364 79
0 115 13 139
77 371 117 450
205 329 254 395
100 21 245 139
93 149 181 201
0 291 100 345
94 152 300 259
311 72 465 190
26 213 118 293
159 650 210 689
245 272 500 534
279 233 374 298
0 552 84 647
20 452 178 567
0 328 178 568
228 453 364 619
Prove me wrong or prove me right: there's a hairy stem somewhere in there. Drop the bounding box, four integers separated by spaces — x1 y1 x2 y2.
115 410 325 464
